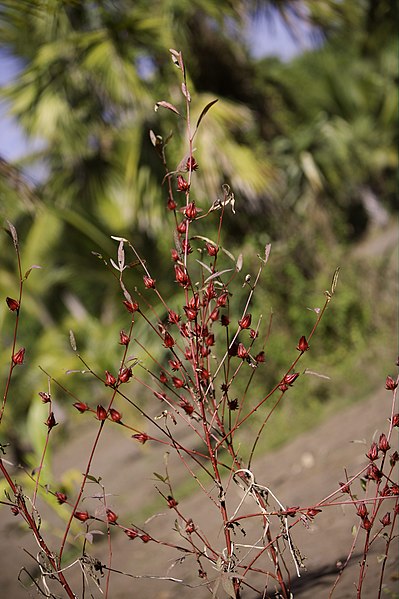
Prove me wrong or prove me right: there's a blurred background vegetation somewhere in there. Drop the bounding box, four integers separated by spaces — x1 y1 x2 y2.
0 0 397 465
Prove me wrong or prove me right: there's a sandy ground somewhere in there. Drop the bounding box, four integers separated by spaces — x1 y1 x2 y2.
0 387 397 599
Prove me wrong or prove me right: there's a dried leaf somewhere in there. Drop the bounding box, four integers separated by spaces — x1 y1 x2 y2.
204 269 233 284
149 129 157 146
331 267 340 295
221 573 237 598
69 330 77 352
117 240 125 271
24 264 41 280
169 48 182 69
6 220 19 249
236 253 243 272
181 83 191 102
155 101 180 116
195 99 218 132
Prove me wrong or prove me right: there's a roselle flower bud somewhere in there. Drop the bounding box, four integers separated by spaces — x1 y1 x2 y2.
119 330 130 345
168 310 180 324
106 509 118 523
172 376 185 389
171 249 179 262
279 373 299 391
184 306 197 321
250 329 258 339
390 484 399 495
177 175 190 192
140 533 151 543
45 412 57 430
143 275 156 289
167 495 178 508
237 343 248 359
380 512 391 527
125 528 139 540
96 405 108 421
385 376 398 390
206 333 215 346
6 297 20 312
199 367 210 380
177 219 187 234
209 307 219 321
184 202 197 220
159 371 168 384
180 323 190 337
184 346 193 360
55 492 67 504
221 315 230 327
339 481 351 494
228 398 239 410
390 451 399 466
180 400 194 415
73 402 90 413
119 367 132 383
306 508 322 518
217 292 229 307
205 282 217 300
123 300 139 313
378 433 390 453
366 442 379 461
163 331 175 348
185 519 195 534
109 408 122 423
205 242 218 256
186 156 198 171
238 314 252 329
168 359 181 371
39 392 51 403
391 413 399 427
361 516 372 531
285 506 299 517
366 463 382 481
167 197 177 210
105 370 117 387
132 433 149 444
255 351 265 363
74 510 90 522
356 502 368 519
297 336 309 352
174 264 189 287
12 347 25 365
11 506 19 516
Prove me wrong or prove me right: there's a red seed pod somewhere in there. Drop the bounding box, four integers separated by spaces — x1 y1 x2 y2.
182 239 192 253
119 367 132 383
356 502 368 519
180 323 190 338
168 310 180 324
171 249 179 262
6 297 20 312
217 292 229 307
125 528 139 540
172 376 185 389
206 333 215 346
205 282 217 301
106 509 118 524
96 405 108 421
140 533 151 543
174 264 190 287
163 331 175 348
184 346 193 360
55 492 67 504
109 408 122 423
392 414 399 427
297 336 309 352
186 156 199 171
249 328 258 339
184 306 197 321
390 450 399 466
167 197 177 210
176 219 187 234
237 343 248 359
285 506 300 517
105 370 117 387
385 375 398 390
11 506 19 516
199 367 210 380
119 330 130 346
185 519 195 533
209 307 219 321
45 412 57 430
180 401 194 415
132 433 149 444
378 433 390 453
177 175 190 192
380 512 391 527
339 481 351 494
168 359 181 371
12 347 25 365
366 463 382 481
184 202 197 220
39 392 51 403
74 510 90 522
238 314 252 329
366 442 379 461
361 516 372 531
167 495 178 508
159 371 168 384
390 484 399 495
228 398 239 410
205 242 218 256
143 275 156 289
200 345 210 357
123 300 139 313
306 508 322 518
73 402 90 413
255 351 265 363
279 373 299 391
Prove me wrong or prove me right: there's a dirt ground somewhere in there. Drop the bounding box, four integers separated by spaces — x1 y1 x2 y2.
0 386 398 599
